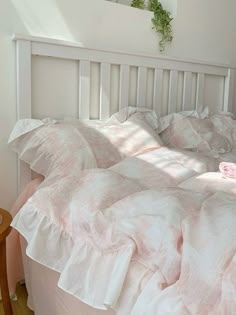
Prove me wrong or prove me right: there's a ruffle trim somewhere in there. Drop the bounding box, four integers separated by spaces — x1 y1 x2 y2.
8 118 56 144
11 204 147 311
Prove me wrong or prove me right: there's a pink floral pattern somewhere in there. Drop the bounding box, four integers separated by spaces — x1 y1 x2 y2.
11 146 236 314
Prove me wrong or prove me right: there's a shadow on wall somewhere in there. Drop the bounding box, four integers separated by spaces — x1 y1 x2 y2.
8 0 162 53
5 0 120 49
8 0 78 42
54 0 118 48
1 0 27 35
55 0 158 52
2 0 114 134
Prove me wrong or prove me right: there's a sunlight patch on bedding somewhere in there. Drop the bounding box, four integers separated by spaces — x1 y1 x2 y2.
179 172 236 194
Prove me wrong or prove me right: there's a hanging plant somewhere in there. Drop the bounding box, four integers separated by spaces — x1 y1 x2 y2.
130 0 173 52
131 0 145 9
148 0 173 51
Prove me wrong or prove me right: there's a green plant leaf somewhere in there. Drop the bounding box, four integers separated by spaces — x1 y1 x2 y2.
148 0 173 51
130 0 173 51
131 0 145 9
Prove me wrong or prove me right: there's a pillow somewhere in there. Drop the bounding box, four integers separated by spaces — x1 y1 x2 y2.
65 111 163 168
8 119 97 177
160 116 231 156
9 112 163 175
210 114 236 149
109 106 158 129
156 107 209 134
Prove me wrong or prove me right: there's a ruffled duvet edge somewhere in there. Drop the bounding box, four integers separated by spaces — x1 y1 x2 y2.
11 203 136 310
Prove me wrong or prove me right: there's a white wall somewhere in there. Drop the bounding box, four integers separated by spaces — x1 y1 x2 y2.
0 0 236 209
231 1 236 114
106 0 177 16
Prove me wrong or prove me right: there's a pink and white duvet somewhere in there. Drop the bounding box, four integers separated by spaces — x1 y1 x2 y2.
11 147 236 315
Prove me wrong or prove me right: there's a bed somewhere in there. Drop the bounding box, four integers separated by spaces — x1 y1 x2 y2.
6 34 236 315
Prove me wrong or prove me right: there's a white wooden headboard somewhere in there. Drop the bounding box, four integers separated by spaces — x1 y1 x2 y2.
13 34 235 192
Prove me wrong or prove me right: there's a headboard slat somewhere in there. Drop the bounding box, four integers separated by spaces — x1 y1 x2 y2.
119 65 129 109
168 70 178 114
79 60 90 119
153 69 163 117
100 63 111 120
137 67 147 107
223 68 235 112
196 73 205 111
183 72 193 110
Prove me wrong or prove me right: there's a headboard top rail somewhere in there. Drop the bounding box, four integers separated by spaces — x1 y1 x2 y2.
13 34 230 71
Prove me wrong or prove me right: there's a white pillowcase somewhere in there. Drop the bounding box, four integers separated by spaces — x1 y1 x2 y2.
210 114 236 149
156 107 209 134
8 119 97 177
65 111 163 168
159 112 232 156
9 110 163 175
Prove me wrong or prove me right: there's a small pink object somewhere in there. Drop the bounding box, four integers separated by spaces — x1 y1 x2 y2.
219 162 236 179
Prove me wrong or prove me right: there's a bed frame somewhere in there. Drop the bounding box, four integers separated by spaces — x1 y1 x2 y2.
13 34 235 193
12 34 236 315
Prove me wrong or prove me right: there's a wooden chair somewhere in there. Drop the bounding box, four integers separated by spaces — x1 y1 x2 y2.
0 208 13 315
